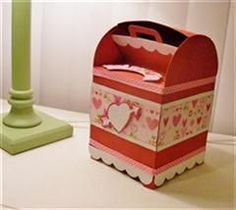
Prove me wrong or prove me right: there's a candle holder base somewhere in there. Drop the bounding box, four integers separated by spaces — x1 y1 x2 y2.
0 111 73 155
3 106 42 128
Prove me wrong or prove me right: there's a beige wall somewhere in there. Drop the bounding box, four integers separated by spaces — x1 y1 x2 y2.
1 1 234 135
211 2 235 135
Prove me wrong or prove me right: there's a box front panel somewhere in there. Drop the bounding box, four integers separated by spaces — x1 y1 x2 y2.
90 82 214 169
91 83 161 151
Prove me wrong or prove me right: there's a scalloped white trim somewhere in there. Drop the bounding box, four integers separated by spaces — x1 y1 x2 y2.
112 35 177 55
89 145 153 185
154 151 205 186
89 145 205 187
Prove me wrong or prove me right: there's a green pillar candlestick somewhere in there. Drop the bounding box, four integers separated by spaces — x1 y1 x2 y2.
0 0 73 155
3 1 41 128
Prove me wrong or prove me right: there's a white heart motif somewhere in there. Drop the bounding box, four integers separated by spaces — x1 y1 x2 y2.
108 103 132 133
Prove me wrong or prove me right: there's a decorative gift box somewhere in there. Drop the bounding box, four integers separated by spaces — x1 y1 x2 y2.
89 21 218 189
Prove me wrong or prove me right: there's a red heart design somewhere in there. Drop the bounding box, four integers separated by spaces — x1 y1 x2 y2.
206 104 211 111
93 97 102 109
133 107 142 120
190 119 195 126
182 118 187 127
114 95 122 104
197 117 202 124
172 114 181 127
146 117 158 130
163 117 169 127
192 99 198 108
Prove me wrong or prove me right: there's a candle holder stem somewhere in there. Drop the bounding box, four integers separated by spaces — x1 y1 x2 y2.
0 0 73 155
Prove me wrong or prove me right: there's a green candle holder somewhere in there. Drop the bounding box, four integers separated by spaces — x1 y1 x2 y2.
0 0 73 155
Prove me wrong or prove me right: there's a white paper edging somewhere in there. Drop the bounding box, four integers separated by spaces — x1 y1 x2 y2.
89 145 153 185
89 145 205 187
154 151 205 186
112 35 177 55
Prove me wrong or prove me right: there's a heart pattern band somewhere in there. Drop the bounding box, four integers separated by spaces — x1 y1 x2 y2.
91 84 213 150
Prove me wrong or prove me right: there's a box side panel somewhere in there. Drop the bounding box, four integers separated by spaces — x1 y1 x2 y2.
158 91 214 151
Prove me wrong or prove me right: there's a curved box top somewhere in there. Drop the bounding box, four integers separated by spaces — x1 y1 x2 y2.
93 21 218 87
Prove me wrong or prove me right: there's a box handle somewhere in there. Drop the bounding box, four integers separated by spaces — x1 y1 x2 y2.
128 25 163 43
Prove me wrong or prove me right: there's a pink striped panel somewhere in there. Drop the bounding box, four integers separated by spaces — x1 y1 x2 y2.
94 68 215 95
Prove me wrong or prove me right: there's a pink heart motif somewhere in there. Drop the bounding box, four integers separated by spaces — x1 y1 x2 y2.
93 97 102 109
192 99 198 108
172 114 181 127
163 117 169 127
197 117 202 124
182 118 187 127
146 117 158 130
114 95 122 104
181 127 187 136
190 119 195 127
206 104 211 111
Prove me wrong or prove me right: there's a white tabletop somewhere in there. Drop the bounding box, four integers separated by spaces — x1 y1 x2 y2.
0 99 235 209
